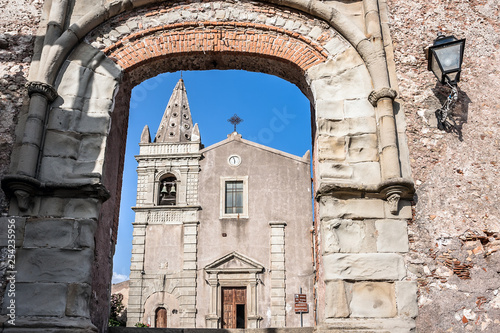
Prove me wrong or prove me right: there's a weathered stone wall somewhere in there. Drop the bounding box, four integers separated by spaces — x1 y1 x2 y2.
386 0 500 331
0 0 44 213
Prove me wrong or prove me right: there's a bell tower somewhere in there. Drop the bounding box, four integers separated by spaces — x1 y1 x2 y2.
127 78 201 327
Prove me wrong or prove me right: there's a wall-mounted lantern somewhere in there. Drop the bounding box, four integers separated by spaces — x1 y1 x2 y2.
426 33 466 130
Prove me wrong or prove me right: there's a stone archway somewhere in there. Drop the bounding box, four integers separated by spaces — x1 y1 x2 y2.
1 0 416 332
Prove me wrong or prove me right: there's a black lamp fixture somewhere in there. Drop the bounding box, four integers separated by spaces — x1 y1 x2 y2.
426 33 466 130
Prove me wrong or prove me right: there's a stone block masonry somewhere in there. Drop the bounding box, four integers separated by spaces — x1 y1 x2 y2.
0 216 98 331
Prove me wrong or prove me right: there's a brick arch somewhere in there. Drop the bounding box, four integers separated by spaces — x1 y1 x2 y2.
104 22 328 73
39 0 374 86
83 0 350 96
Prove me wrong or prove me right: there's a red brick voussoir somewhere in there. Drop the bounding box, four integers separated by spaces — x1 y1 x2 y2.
104 21 328 72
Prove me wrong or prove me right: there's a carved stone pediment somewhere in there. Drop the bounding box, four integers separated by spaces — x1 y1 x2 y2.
204 251 264 274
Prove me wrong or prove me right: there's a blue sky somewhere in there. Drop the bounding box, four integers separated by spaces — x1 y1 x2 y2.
112 70 312 283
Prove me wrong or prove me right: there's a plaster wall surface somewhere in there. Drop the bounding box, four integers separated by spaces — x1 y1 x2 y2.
197 135 314 328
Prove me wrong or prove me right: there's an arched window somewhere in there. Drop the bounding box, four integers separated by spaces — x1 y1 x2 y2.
159 175 177 205
155 307 167 328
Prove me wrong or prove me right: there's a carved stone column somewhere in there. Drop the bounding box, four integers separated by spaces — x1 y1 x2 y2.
368 88 412 213
2 82 58 211
20 82 58 177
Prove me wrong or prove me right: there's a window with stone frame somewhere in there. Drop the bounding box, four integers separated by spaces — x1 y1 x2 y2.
159 175 177 205
225 181 244 214
220 176 248 218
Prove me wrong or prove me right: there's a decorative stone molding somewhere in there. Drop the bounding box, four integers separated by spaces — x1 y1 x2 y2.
379 181 415 215
368 87 398 107
26 81 58 102
1 174 41 211
316 178 414 201
386 193 401 215
204 252 264 328
1 174 110 212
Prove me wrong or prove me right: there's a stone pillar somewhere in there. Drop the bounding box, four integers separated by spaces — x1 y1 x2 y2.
179 220 198 327
269 221 286 327
126 222 147 327
318 197 416 332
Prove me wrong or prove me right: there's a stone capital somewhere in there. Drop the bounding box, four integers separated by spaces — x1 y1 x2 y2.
269 221 287 227
1 174 41 211
26 81 58 102
368 87 397 107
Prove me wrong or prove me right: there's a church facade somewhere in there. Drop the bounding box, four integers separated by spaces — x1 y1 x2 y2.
127 79 314 328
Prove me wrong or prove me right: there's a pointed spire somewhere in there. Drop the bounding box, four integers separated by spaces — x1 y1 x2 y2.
191 123 201 142
140 125 151 143
155 79 194 143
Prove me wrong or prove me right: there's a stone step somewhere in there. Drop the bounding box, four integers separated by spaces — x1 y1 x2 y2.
109 328 315 333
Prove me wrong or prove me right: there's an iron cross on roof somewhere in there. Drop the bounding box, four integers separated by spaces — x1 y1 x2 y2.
227 114 243 132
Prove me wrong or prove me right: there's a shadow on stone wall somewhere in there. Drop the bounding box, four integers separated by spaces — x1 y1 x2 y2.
0 32 37 213
431 83 471 142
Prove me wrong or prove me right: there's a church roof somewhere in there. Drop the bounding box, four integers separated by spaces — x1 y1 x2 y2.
200 132 310 163
154 78 195 143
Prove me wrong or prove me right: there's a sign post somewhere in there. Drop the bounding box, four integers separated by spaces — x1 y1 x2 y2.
294 287 308 327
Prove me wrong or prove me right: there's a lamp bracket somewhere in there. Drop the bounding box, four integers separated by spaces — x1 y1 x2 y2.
436 83 458 131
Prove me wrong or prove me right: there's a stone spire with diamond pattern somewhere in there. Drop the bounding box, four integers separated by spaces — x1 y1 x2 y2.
154 78 196 143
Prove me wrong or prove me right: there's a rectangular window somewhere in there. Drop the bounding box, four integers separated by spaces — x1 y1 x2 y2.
220 176 248 218
225 181 244 214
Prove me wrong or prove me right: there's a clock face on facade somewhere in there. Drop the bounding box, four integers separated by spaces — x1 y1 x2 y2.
228 155 241 166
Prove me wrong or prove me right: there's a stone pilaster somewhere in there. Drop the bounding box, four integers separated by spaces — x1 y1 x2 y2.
126 222 147 327
269 221 286 327
179 220 198 327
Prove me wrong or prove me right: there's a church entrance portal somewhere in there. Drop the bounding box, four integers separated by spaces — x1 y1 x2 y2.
156 308 168 328
222 288 247 329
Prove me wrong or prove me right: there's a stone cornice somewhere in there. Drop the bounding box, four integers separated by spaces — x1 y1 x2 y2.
1 174 110 211
132 205 201 211
316 178 414 201
26 81 58 102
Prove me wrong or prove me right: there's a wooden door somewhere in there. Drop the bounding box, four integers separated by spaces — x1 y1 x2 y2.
156 307 167 328
222 287 246 329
